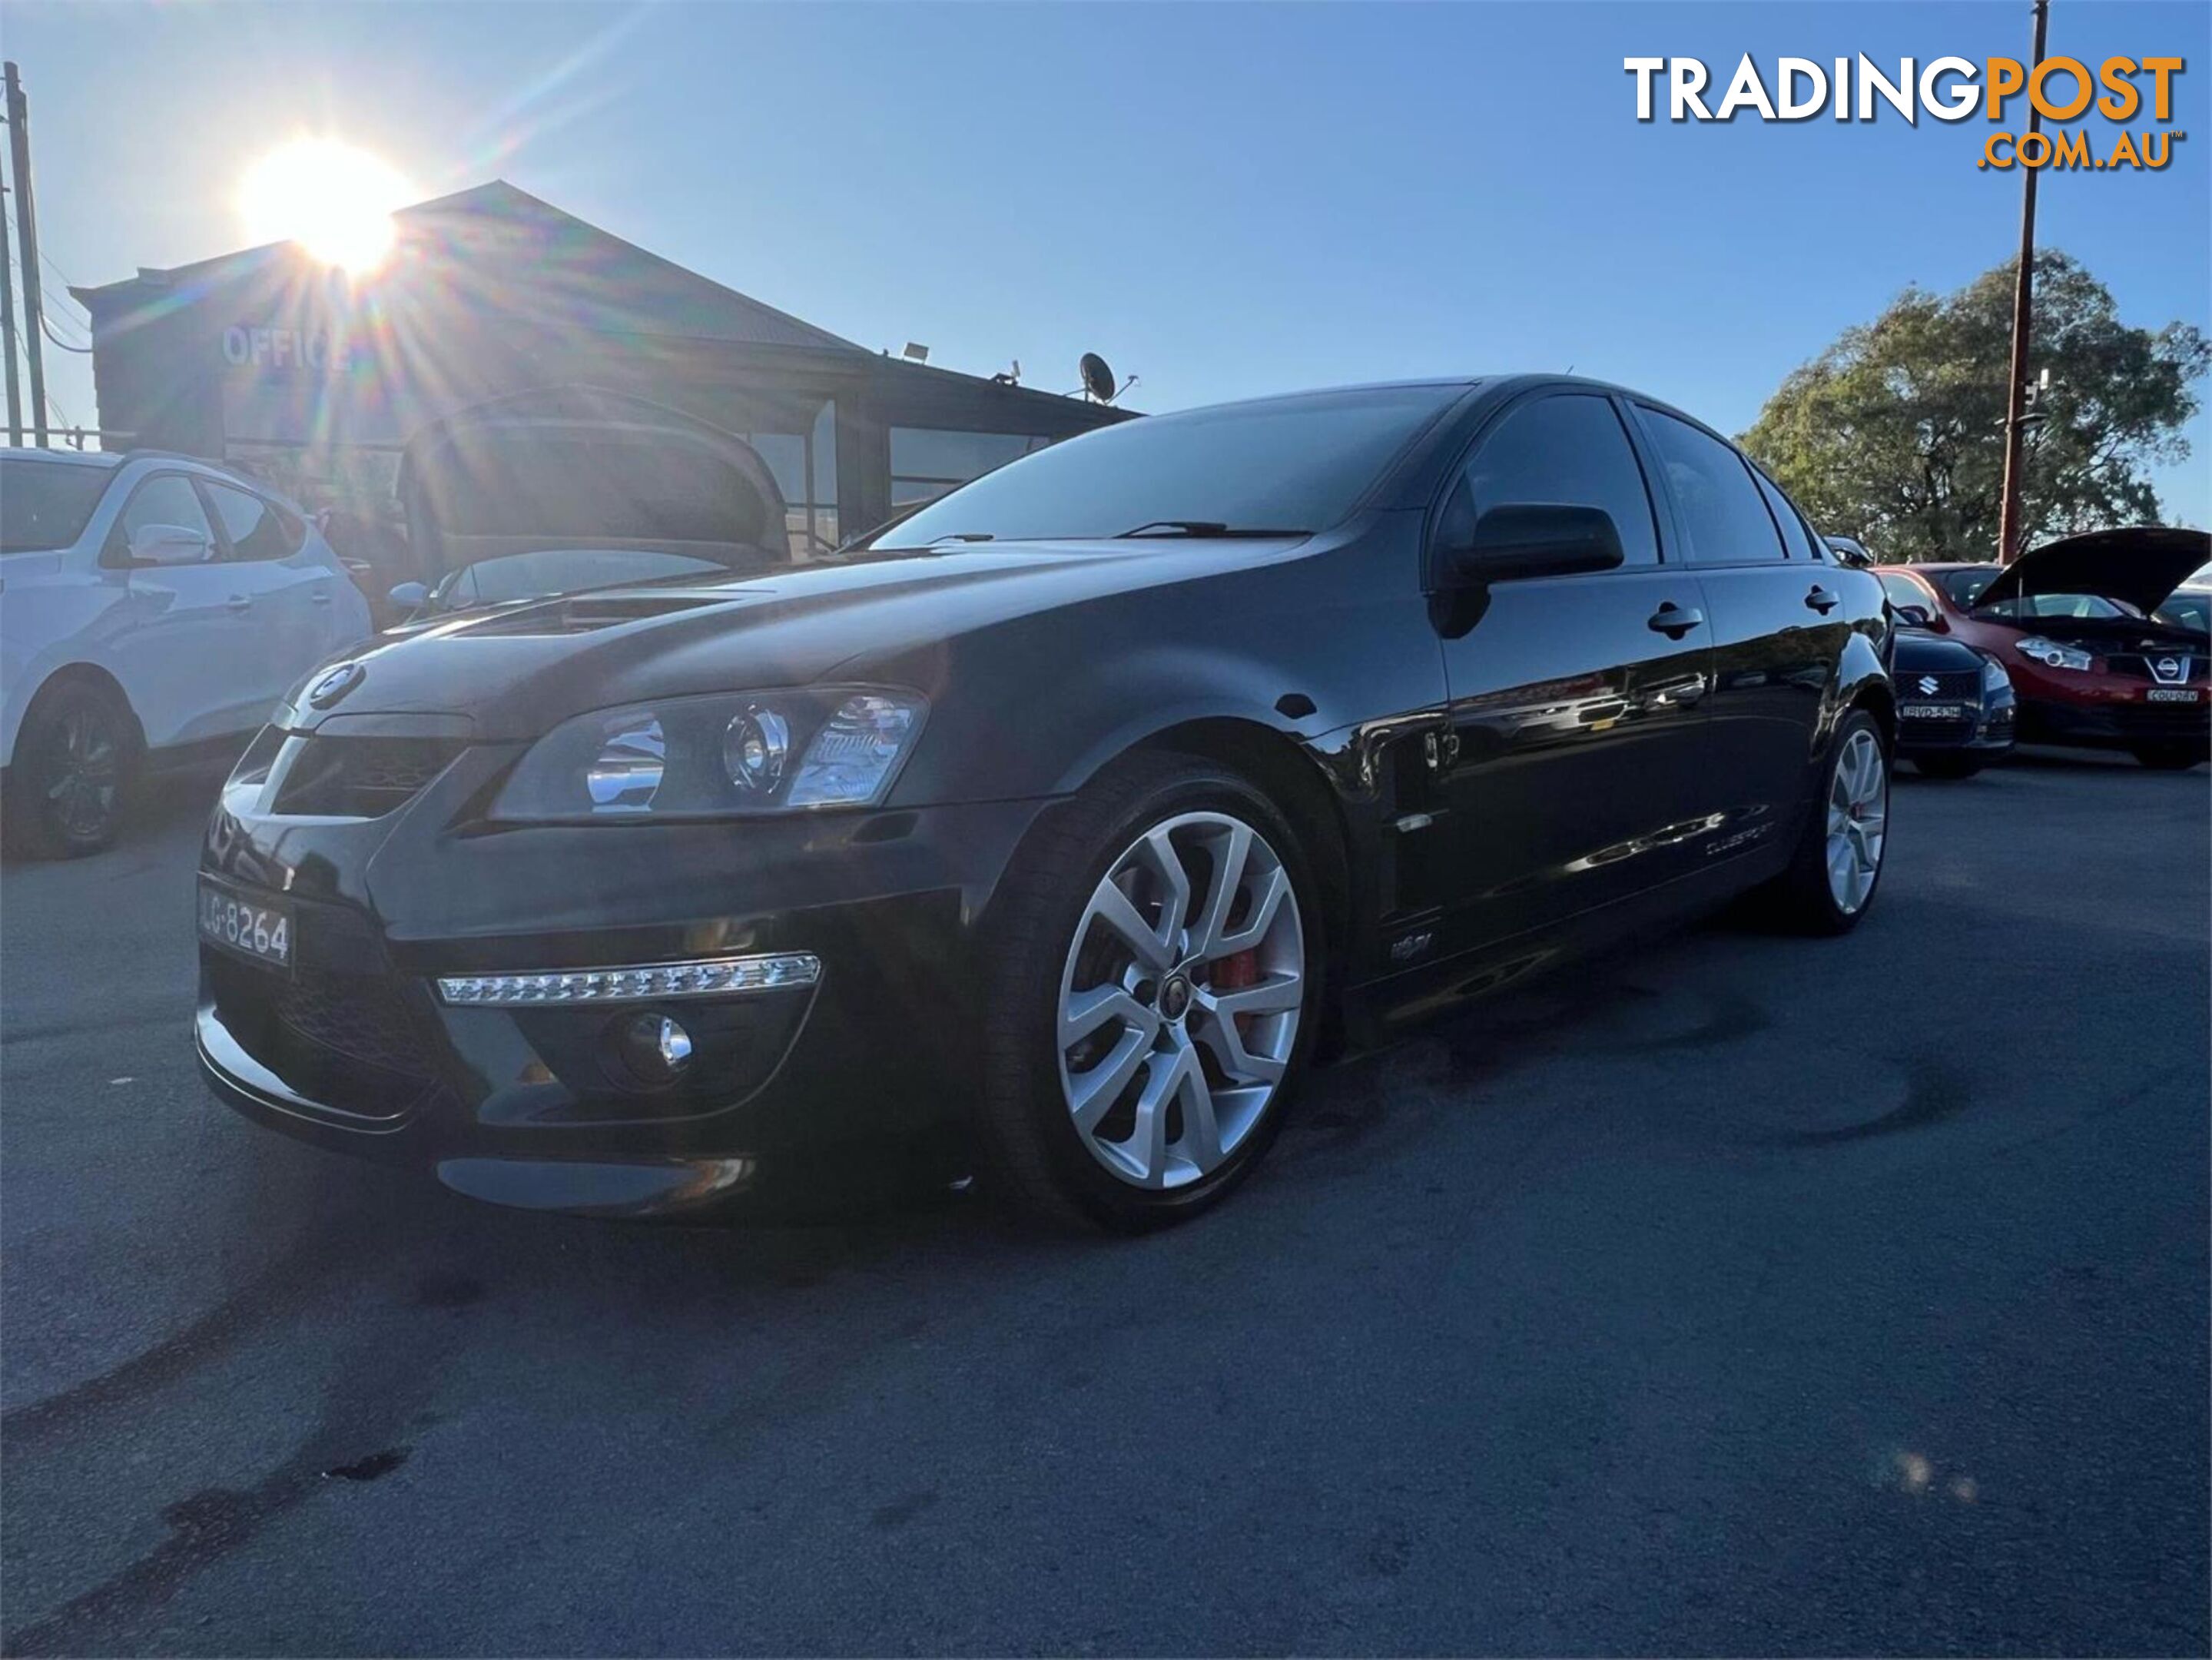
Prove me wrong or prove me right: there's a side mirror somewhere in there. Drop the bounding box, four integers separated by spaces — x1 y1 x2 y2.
1890 603 1932 628
1444 504 1625 586
387 581 429 613
128 523 213 566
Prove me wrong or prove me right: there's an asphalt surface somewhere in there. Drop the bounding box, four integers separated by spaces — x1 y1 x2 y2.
2 751 2205 1657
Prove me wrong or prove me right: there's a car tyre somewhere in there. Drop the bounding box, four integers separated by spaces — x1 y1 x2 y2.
1912 752 1982 781
2131 742 2205 771
2 679 142 861
1761 708 1889 936
975 753 1322 1233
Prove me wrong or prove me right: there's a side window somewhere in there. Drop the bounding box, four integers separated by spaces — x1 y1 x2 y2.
110 474 215 563
1440 393 1660 567
1641 410 1789 565
204 483 303 563
1752 470 1819 559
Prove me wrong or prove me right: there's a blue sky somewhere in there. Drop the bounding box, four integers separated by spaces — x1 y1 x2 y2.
6 0 2208 523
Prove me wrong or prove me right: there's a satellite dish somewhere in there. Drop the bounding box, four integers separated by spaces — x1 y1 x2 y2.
1079 352 1117 403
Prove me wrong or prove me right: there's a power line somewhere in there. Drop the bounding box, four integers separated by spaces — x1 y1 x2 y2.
40 313 88 353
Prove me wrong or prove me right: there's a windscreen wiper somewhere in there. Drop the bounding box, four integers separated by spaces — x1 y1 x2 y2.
1114 520 1312 539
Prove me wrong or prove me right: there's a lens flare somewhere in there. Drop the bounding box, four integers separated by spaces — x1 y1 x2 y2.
238 139 414 274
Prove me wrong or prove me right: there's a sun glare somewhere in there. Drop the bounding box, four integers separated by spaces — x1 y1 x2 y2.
239 140 414 274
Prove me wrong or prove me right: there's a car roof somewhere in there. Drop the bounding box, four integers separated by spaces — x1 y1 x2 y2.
0 447 123 469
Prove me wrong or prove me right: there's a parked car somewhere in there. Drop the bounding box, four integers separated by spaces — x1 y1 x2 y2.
2155 579 2211 637
1885 622 2015 778
0 447 374 857
194 377 1892 1230
1872 529 2209 769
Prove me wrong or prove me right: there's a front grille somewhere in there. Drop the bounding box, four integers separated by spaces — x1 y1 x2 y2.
1902 669 1983 702
271 736 467 818
207 952 443 1120
271 968 436 1076
2104 652 2208 685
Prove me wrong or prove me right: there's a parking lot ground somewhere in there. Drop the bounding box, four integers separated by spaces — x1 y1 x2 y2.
2 752 2205 1657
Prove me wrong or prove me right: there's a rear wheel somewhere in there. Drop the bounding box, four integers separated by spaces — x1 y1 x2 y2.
976 755 1320 1231
2 679 141 860
2131 742 2205 771
1760 710 1889 935
1912 752 1982 780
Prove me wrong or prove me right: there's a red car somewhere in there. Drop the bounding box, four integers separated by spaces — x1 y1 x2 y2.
1872 527 2210 770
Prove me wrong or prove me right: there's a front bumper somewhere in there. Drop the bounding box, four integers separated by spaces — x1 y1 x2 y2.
2016 694 2210 751
196 746 1056 1213
1893 696 2015 756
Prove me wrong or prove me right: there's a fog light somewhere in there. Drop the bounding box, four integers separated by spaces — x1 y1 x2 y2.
616 1012 693 1084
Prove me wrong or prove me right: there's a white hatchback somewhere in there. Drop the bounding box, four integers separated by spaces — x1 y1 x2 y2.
0 447 372 856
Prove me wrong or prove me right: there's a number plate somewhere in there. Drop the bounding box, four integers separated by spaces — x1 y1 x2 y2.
197 877 293 973
2146 688 2203 704
1899 702 1970 720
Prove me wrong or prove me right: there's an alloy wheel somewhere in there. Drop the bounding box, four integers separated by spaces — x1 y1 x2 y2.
46 705 121 843
1824 728 1887 915
1056 811 1305 1189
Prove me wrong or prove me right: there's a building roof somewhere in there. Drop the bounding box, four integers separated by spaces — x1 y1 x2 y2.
72 180 866 355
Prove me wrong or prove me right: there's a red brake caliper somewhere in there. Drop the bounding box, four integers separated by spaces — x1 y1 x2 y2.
1212 948 1259 1043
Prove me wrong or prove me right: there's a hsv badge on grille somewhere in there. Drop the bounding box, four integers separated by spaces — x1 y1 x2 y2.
307 662 366 709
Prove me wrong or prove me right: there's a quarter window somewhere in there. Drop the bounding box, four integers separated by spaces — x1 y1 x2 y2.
203 482 303 563
1642 410 1789 565
1442 394 1660 567
1753 470 1819 559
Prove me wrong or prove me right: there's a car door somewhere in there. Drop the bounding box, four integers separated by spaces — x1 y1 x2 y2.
105 471 256 749
198 480 334 723
1629 407 1836 852
1431 390 1718 952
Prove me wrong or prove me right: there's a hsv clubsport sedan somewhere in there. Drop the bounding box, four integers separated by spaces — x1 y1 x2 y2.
196 377 1892 1230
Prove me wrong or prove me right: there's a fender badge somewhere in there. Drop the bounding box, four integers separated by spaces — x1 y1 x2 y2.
307 662 366 709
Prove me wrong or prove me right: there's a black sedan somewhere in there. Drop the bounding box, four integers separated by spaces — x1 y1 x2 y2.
195 377 1892 1230
1885 619 2015 779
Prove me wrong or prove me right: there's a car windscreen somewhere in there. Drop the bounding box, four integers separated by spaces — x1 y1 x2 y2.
1974 593 2142 621
1935 567 1998 608
437 546 739 609
0 459 112 554
871 385 1464 547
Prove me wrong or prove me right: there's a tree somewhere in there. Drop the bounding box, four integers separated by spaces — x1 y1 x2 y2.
1740 251 2208 562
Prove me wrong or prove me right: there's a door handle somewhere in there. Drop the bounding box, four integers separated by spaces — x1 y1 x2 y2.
1647 603 1704 639
225 594 252 612
310 587 332 604
1805 586 1840 615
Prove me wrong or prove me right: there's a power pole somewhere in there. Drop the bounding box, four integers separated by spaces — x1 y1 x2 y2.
0 161 20 446
1995 0 2049 566
5 61 48 448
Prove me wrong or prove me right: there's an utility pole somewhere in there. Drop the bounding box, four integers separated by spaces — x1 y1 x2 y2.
5 61 48 447
1995 0 2049 566
0 161 21 446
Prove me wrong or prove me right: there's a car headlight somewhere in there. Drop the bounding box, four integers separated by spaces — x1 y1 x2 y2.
2015 636 2094 672
492 688 927 822
1979 653 2013 692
